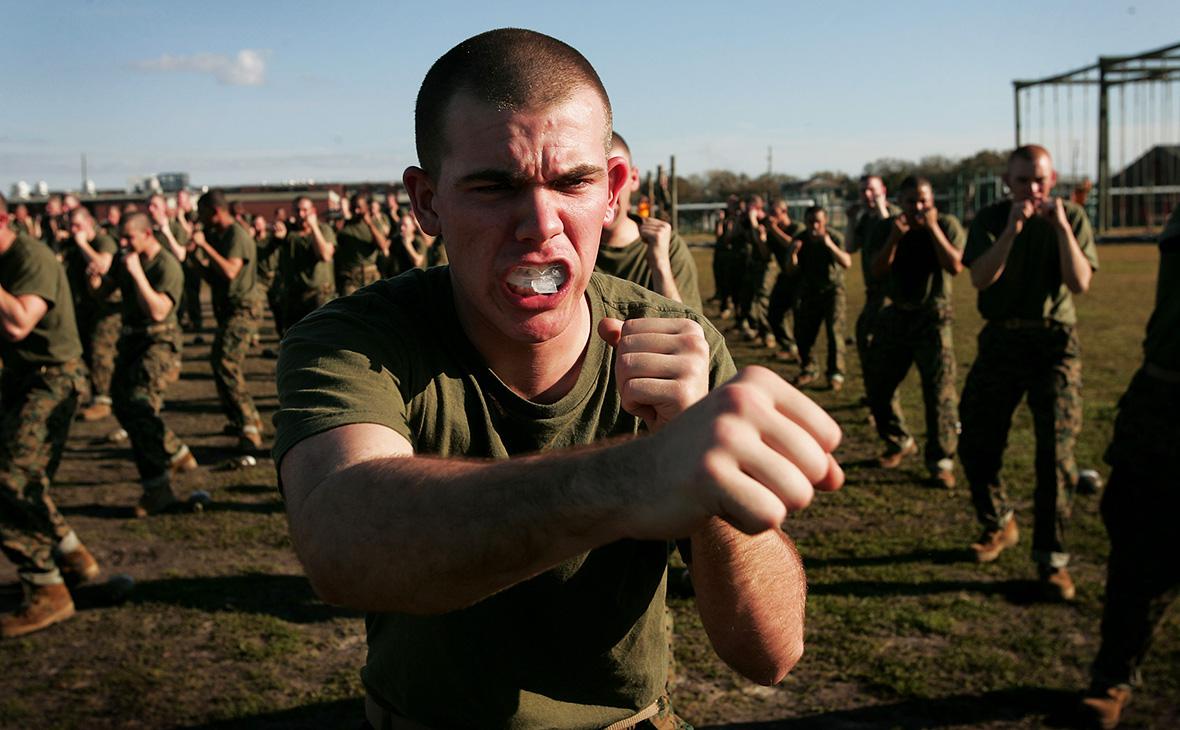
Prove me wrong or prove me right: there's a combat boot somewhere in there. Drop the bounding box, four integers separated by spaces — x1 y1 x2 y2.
0 582 75 639
1080 686 1131 729
877 438 917 468
135 484 183 518
170 445 199 475
829 374 845 393
970 517 1019 562
794 372 817 387
1039 566 1076 602
79 398 112 421
54 539 101 586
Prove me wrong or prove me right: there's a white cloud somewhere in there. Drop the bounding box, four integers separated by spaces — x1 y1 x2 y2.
131 49 267 86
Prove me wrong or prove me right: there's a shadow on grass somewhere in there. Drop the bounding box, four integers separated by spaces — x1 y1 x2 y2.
126 572 360 623
698 686 1079 729
808 578 1073 606
179 698 364 729
806 548 964 569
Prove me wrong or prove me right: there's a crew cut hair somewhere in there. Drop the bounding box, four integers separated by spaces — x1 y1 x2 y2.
414 28 612 177
1009 144 1052 166
198 189 230 213
899 175 932 193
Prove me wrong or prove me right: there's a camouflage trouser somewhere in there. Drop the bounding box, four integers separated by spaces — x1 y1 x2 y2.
281 283 335 332
796 286 846 379
725 247 749 311
0 360 88 583
856 291 886 373
336 264 381 297
711 244 732 304
959 322 1082 567
740 259 777 337
112 333 186 484
80 303 121 401
766 271 801 350
212 301 262 430
1090 368 1180 690
865 304 958 468
181 261 205 330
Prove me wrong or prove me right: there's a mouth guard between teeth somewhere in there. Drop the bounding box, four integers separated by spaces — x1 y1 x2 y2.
507 266 564 294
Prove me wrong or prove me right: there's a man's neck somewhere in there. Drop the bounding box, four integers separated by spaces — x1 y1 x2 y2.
457 292 593 404
602 213 640 249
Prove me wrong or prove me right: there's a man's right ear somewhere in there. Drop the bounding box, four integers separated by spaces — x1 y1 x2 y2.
402 167 441 237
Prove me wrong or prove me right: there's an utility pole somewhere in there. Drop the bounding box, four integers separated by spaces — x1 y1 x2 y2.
81 153 87 192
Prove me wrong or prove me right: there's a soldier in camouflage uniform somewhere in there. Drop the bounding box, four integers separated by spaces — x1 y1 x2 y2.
765 200 806 362
106 213 199 516
846 175 901 381
279 196 337 331
862 177 965 487
195 190 264 451
0 198 102 639
1078 204 1180 728
175 190 206 333
959 145 1098 601
789 206 851 390
334 192 390 296
64 208 123 422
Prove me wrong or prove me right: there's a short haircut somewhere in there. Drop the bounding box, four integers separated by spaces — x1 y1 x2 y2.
70 207 94 224
610 131 632 163
293 195 313 208
123 211 151 235
147 193 165 206
859 174 883 186
1009 144 1052 166
899 175 932 194
198 189 229 213
415 28 611 176
805 205 826 219
351 191 369 209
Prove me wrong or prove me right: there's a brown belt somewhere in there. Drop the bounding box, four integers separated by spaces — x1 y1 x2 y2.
1144 362 1180 384
364 694 662 730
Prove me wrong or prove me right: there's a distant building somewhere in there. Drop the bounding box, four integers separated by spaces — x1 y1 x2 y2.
1110 144 1180 229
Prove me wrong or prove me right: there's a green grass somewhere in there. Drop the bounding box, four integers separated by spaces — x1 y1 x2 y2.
0 243 1174 728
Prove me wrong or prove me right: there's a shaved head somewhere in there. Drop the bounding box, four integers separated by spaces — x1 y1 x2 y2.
1009 144 1053 168
415 28 612 177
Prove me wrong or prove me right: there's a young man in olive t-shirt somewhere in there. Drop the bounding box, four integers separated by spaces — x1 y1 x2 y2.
65 208 124 422
959 145 1098 601
107 213 199 517
765 199 807 362
1079 204 1180 728
278 196 336 332
274 29 846 729
596 131 702 311
788 206 851 391
195 190 264 451
334 192 392 295
0 201 102 639
863 176 965 487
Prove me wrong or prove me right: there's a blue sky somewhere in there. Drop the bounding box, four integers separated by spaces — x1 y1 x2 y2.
3 0 1178 191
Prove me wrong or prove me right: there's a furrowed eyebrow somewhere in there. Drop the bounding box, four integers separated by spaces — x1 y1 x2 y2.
456 164 604 189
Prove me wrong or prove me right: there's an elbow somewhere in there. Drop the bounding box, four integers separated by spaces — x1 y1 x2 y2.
720 636 804 686
947 260 964 275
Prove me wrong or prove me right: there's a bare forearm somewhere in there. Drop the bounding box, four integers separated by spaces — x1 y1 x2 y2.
132 273 172 322
200 245 241 282
1056 227 1092 293
646 253 683 303
689 518 805 685
288 445 636 614
310 227 335 262
368 222 391 255
828 241 852 269
969 230 1016 290
0 289 40 341
930 226 963 274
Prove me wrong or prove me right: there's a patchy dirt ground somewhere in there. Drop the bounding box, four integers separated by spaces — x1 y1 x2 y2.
1 244 1176 729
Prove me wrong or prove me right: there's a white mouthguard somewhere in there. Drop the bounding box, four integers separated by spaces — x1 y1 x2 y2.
506 265 565 295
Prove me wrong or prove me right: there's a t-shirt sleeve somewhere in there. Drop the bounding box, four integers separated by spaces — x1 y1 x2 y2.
94 233 120 256
227 228 251 262
944 216 967 251
8 251 56 308
272 307 413 468
157 258 185 307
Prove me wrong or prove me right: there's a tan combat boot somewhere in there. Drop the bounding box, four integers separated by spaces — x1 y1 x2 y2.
0 582 75 639
1039 566 1077 602
970 517 1019 562
170 445 199 475
56 544 101 586
877 438 918 468
79 399 112 421
1080 686 1131 729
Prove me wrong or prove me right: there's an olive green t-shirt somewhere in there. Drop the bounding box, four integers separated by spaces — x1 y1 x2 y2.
865 213 966 310
117 247 184 333
851 203 900 294
768 220 806 274
65 231 122 305
335 218 383 273
1144 205 1180 371
595 230 702 312
256 233 280 284
208 221 259 308
964 200 1098 325
280 222 336 295
153 219 190 252
0 233 83 369
274 269 735 729
796 229 847 294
